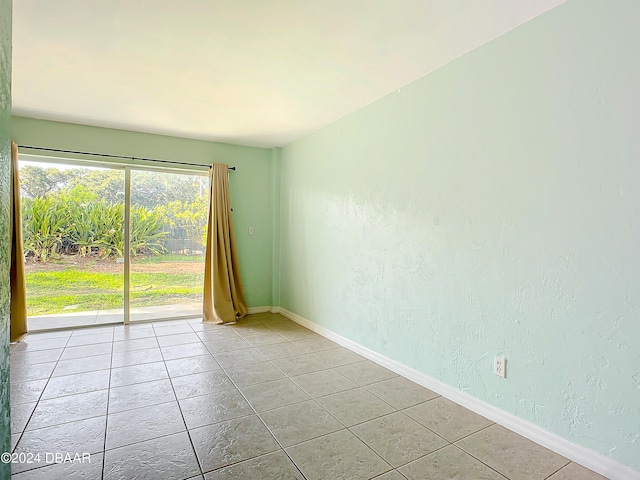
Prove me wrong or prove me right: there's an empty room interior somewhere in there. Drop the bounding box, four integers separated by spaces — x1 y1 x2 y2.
1 0 639 479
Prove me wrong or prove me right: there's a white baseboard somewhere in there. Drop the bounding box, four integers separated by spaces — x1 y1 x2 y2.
276 307 639 480
247 306 273 314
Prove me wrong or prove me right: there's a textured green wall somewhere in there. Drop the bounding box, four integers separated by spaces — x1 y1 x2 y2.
12 116 274 308
270 147 281 307
0 0 11 477
280 0 640 471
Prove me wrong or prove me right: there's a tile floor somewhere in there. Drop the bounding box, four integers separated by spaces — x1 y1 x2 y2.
9 313 607 480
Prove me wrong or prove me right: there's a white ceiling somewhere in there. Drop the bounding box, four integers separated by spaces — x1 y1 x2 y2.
12 0 565 148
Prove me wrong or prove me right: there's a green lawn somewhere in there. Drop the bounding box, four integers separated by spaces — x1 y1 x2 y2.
136 254 205 264
26 268 204 316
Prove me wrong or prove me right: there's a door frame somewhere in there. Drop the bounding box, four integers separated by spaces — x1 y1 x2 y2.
19 154 209 327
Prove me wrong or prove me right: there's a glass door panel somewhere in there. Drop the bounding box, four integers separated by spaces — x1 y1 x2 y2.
20 160 125 330
129 169 208 322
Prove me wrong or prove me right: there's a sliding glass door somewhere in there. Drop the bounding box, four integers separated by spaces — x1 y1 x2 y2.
20 157 209 330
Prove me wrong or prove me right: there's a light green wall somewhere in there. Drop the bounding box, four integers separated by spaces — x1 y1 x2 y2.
270 147 281 307
0 0 11 476
12 116 274 308
279 0 640 471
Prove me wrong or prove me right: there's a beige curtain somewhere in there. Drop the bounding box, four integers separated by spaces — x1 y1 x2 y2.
203 163 248 323
10 141 28 342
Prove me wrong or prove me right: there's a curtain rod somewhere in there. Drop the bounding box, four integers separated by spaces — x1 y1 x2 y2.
17 145 236 171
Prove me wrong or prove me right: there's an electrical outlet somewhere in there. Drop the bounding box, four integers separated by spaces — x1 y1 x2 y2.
493 356 506 378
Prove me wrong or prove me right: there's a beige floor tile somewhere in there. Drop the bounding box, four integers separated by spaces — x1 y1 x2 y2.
271 354 330 377
108 379 175 414
11 402 36 433
153 324 195 336
179 389 252 429
293 337 340 353
41 369 110 399
110 338 156 354
278 330 321 342
312 347 365 367
404 396 493 442
110 349 162 368
204 450 304 480
203 337 251 354
286 429 392 480
255 342 307 360
109 362 168 388
372 471 408 480
113 327 155 342
244 332 288 347
351 412 448 467
52 354 111 377
28 390 109 430
191 415 280 473
229 323 274 336
161 342 211 360
213 347 267 368
106 401 185 449
13 416 106 474
336 360 397 386
156 332 201 347
456 425 569 480
240 378 311 412
291 369 358 398
365 376 439 409
259 400 343 447
12 361 56 382
197 329 244 343
225 361 286 386
10 379 47 406
264 319 299 329
65 333 114 347
316 387 395 427
13 337 69 352
171 370 236 399
71 326 114 337
104 432 200 480
165 354 221 377
547 462 608 480
11 453 103 479
399 444 506 480
11 349 63 365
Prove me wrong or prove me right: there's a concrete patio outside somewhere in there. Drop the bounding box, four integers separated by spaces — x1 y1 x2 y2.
28 303 203 331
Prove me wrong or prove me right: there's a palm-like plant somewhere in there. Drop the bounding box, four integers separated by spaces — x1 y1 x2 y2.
130 206 168 256
65 201 95 256
22 196 169 262
22 197 67 261
92 202 124 257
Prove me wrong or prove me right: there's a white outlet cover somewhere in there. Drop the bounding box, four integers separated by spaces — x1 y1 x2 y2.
493 356 506 378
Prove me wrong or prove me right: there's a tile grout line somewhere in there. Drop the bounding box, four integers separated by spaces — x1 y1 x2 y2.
159 319 207 479
100 326 116 480
448 443 512 480
543 461 575 480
